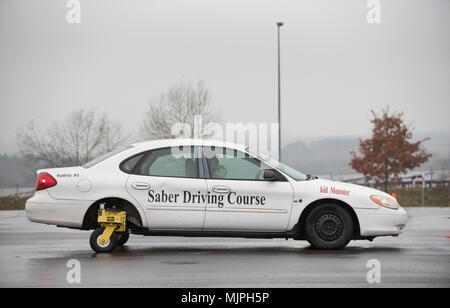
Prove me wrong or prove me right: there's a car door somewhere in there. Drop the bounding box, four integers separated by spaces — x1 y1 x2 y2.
125 146 207 230
202 147 294 232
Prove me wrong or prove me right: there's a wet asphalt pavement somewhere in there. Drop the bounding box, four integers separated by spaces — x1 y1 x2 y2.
0 208 449 288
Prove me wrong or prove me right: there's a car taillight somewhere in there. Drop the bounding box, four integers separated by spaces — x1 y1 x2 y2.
36 172 57 191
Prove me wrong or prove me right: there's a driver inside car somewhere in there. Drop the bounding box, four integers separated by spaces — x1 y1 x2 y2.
207 155 227 179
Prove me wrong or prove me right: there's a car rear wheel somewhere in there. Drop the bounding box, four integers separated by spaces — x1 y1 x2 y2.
117 231 130 246
89 228 119 253
305 204 353 250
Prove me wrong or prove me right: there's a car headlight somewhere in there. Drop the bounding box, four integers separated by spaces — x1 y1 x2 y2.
370 195 399 210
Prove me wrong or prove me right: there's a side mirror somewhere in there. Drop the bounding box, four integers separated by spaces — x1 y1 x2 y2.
263 169 282 181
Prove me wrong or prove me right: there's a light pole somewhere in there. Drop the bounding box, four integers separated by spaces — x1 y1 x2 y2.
276 22 283 162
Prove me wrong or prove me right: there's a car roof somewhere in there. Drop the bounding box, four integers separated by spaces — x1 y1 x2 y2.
131 138 247 152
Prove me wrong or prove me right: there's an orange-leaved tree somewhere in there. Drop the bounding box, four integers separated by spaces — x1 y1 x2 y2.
350 108 431 192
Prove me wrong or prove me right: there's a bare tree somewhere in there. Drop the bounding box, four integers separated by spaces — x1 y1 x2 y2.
17 109 127 176
139 80 219 140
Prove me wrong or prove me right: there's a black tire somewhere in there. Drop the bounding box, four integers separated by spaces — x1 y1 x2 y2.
117 231 130 246
89 228 119 253
304 203 353 250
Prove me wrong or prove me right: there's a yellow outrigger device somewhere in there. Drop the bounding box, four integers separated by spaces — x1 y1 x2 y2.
97 207 126 246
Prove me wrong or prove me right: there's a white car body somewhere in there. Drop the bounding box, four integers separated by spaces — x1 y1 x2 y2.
25 139 408 244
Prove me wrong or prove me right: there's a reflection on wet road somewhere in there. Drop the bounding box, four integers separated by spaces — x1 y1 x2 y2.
0 208 449 287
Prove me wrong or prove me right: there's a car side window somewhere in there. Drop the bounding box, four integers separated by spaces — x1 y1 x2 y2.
205 147 271 181
120 152 146 174
137 147 199 178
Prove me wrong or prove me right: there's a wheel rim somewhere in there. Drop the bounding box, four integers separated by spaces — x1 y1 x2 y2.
97 235 110 248
315 213 344 241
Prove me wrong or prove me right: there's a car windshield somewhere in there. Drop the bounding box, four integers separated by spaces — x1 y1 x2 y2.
249 150 308 181
83 145 134 168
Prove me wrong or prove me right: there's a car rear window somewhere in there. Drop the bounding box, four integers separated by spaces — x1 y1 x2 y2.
83 145 134 168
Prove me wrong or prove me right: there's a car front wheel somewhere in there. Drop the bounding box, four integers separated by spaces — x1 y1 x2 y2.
304 204 354 250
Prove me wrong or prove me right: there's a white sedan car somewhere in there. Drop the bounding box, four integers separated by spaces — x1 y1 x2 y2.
26 139 408 253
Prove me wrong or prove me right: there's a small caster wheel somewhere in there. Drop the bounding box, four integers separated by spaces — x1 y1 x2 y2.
117 231 130 246
90 228 118 253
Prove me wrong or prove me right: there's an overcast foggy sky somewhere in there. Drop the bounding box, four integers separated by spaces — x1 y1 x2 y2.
0 0 449 155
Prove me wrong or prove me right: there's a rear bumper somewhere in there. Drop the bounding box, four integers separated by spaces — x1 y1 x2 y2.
25 192 91 228
355 206 408 237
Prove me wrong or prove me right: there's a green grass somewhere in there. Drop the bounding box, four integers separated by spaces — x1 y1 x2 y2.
0 196 29 210
388 187 449 207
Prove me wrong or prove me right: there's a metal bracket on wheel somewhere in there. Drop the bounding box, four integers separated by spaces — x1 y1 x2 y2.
97 208 126 245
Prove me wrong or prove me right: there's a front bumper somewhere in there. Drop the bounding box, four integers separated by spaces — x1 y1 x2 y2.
355 206 408 237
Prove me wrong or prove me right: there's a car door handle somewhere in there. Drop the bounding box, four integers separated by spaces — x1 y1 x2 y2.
131 182 151 190
212 185 231 194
